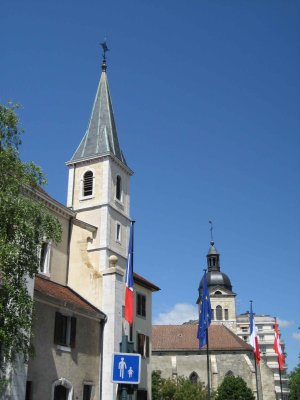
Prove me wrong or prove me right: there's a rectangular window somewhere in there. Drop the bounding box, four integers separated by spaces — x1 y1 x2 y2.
137 333 149 358
211 309 214 320
54 312 76 348
224 309 229 320
39 242 51 274
260 345 267 353
136 293 146 318
83 384 93 400
116 223 121 242
25 381 32 400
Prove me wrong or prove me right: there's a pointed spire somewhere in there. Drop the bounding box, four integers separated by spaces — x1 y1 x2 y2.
70 46 127 165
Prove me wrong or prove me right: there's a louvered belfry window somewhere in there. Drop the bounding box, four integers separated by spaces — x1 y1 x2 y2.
83 171 93 196
116 175 122 200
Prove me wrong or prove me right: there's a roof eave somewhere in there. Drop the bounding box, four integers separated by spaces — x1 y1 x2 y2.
66 152 133 176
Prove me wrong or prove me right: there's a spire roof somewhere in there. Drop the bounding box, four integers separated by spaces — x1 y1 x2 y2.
70 59 127 165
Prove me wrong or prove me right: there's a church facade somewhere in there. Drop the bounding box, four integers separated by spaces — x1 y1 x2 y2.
4 55 159 400
152 240 288 400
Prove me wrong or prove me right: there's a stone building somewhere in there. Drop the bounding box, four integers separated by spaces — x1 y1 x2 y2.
152 323 257 394
152 240 288 400
3 54 159 400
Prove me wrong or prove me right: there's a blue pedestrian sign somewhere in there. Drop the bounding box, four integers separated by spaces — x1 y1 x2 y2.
112 353 141 384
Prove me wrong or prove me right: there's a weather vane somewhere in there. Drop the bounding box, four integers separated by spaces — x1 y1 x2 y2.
209 220 214 242
100 40 109 61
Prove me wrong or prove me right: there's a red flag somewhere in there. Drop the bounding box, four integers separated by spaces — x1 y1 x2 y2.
124 222 134 325
274 320 285 370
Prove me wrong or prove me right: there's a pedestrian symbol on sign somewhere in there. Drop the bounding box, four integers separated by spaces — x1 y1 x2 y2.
118 357 127 379
128 367 134 378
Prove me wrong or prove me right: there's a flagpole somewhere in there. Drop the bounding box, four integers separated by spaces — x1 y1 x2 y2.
206 327 211 400
254 356 260 400
121 220 135 400
278 360 283 400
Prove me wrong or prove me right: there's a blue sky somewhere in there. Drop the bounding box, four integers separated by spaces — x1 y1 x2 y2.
1 0 299 370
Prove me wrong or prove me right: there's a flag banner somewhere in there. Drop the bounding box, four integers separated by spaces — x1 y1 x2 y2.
274 320 285 370
124 222 134 325
249 302 260 364
197 271 212 349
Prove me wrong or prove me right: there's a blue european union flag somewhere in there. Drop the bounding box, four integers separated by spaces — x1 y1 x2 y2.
197 271 212 349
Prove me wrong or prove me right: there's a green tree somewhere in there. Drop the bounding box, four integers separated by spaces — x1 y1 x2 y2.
289 355 300 400
215 376 255 400
0 103 61 389
152 370 208 400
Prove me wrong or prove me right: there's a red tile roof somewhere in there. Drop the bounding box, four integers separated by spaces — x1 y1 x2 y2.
34 275 105 318
152 324 252 352
134 272 160 292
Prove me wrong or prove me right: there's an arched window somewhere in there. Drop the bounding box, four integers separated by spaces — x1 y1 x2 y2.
214 290 222 295
189 372 198 385
216 305 222 320
51 378 73 400
116 175 122 201
83 171 93 197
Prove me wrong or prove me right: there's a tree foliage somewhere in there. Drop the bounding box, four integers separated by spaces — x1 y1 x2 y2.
289 355 300 400
215 376 255 400
0 103 61 385
152 370 208 400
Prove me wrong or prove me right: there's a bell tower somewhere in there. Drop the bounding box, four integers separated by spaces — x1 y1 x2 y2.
66 49 133 400
197 241 237 330
66 54 133 272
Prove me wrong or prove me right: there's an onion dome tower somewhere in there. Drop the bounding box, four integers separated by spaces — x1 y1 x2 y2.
197 241 237 330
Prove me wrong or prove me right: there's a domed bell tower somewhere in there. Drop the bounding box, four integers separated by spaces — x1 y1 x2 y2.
197 241 237 330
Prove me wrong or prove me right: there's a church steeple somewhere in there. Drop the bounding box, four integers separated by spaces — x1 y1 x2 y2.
70 55 127 165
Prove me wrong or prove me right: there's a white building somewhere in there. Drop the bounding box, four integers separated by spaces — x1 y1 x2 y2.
236 313 289 400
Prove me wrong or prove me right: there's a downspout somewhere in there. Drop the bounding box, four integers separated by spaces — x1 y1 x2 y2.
99 314 108 400
66 216 73 286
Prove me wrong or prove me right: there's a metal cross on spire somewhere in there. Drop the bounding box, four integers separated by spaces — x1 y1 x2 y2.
100 40 109 61
209 220 214 242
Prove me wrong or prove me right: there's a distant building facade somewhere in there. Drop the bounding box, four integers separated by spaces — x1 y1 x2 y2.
236 313 289 400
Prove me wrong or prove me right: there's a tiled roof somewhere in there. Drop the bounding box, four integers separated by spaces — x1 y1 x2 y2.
134 272 160 292
152 324 253 352
34 275 105 318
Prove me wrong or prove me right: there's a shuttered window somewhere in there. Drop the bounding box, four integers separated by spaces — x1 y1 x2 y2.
137 333 149 358
83 171 93 197
116 175 122 200
54 312 76 348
